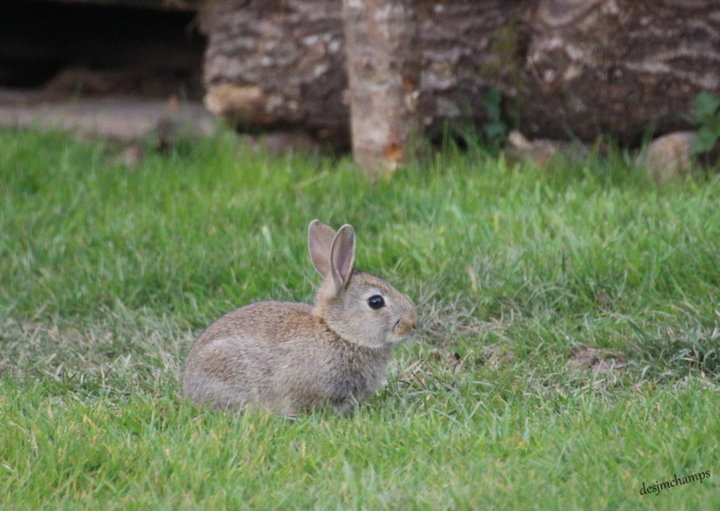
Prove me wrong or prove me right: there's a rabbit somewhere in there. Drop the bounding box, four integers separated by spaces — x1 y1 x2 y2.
182 219 418 415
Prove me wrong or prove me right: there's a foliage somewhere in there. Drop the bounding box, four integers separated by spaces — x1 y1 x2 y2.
690 91 720 155
481 87 508 149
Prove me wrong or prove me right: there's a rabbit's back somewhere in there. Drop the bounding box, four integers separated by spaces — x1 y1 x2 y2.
191 301 315 351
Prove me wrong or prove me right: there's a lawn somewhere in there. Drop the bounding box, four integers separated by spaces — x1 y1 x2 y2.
1 129 719 509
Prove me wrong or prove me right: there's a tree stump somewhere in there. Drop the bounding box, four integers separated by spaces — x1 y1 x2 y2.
342 0 421 177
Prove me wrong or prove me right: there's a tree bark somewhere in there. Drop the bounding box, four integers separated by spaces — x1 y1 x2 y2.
201 0 720 145
341 0 421 177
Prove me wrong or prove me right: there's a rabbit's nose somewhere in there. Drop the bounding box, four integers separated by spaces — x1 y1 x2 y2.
394 317 418 337
406 308 419 331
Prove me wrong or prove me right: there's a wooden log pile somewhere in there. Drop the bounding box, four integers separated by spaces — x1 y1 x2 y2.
197 0 720 176
200 0 720 171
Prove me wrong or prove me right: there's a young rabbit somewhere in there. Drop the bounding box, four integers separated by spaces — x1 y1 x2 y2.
182 220 418 415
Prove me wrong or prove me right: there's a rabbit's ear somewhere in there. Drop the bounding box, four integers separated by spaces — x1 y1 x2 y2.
329 224 355 294
308 219 337 277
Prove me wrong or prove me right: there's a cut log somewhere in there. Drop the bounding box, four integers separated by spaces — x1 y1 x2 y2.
201 0 720 145
341 0 421 177
201 0 350 142
522 0 720 142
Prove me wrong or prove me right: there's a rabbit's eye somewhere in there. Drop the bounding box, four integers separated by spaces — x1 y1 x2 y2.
367 295 385 310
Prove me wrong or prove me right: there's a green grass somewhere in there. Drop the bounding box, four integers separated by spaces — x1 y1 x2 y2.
1 128 719 509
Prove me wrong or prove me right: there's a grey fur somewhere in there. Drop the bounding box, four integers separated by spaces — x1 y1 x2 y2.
182 220 417 415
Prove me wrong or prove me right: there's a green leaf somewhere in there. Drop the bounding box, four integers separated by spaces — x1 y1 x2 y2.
692 91 720 123
483 87 503 120
691 125 718 154
483 121 507 141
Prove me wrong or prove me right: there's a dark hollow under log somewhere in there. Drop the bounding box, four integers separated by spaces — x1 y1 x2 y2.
201 0 720 145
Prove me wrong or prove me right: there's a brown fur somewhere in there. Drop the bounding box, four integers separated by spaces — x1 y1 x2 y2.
181 221 417 415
